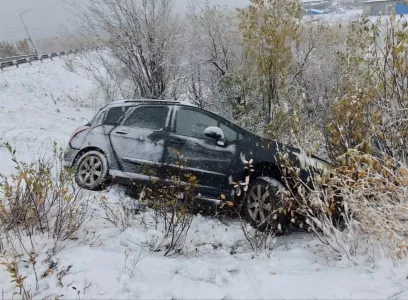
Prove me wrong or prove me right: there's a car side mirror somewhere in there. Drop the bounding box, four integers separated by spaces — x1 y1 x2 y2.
204 126 226 146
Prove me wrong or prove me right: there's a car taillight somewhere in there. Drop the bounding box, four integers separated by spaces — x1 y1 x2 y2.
69 125 90 142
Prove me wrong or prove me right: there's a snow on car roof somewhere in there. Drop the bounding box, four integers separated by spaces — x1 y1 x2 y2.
111 98 179 104
109 98 197 107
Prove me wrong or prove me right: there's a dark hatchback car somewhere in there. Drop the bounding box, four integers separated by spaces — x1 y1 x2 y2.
64 99 330 227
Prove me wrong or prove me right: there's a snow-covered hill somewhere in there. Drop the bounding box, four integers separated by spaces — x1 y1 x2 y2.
0 59 97 176
0 58 407 300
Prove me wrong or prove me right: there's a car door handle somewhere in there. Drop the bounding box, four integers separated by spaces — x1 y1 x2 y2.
115 130 128 135
168 137 185 145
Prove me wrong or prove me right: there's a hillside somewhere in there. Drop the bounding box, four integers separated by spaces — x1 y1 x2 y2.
0 59 96 175
0 58 407 300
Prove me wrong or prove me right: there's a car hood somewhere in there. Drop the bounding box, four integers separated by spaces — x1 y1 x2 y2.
294 151 332 171
246 136 332 172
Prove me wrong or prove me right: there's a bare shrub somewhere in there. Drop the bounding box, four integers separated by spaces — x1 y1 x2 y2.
97 190 141 232
229 157 279 255
0 142 91 251
239 221 277 256
65 95 87 108
71 0 184 100
185 1 248 117
0 143 92 293
63 56 76 73
94 150 197 256
64 51 128 102
123 250 144 278
141 149 197 256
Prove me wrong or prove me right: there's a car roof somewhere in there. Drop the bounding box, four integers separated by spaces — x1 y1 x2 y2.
107 99 228 120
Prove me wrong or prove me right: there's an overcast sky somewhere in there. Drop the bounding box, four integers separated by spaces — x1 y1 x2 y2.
0 0 250 41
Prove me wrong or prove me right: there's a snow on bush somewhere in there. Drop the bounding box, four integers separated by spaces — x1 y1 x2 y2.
277 149 408 261
0 143 91 254
0 143 93 297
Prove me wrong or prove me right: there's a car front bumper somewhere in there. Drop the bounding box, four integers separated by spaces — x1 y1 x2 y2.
63 145 80 168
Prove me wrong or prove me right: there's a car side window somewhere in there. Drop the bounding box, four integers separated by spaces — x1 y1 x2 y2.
103 106 130 125
175 109 218 139
175 108 241 142
220 123 239 142
124 106 169 130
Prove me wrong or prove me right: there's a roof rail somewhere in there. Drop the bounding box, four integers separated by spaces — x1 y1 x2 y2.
111 98 180 104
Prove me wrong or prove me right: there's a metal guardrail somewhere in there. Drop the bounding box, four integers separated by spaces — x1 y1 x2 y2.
0 54 38 63
0 47 100 71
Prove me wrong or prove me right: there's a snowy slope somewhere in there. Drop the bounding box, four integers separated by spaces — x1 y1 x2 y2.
0 59 97 175
1 58 408 300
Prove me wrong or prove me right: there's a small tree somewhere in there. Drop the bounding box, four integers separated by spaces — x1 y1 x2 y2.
238 0 302 121
185 1 250 120
71 0 184 100
326 14 408 163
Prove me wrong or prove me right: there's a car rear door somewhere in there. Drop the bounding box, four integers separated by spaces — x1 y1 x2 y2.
109 105 171 176
163 106 243 198
76 105 133 170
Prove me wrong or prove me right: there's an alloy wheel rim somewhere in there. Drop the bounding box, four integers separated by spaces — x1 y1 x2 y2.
247 184 274 224
78 155 103 186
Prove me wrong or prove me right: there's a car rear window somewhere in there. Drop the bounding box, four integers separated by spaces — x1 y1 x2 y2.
103 106 130 125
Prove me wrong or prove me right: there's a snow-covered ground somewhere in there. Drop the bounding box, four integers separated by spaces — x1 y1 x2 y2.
1 58 408 300
0 59 97 175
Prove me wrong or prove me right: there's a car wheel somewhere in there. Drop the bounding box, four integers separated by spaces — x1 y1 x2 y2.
243 177 285 230
74 150 109 190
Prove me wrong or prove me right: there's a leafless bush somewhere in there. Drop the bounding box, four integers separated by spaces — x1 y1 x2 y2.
0 142 91 252
65 95 87 108
63 56 76 73
149 193 194 257
70 0 184 100
140 149 197 256
228 157 279 255
239 220 277 256
0 143 92 293
123 250 144 278
63 51 128 102
97 191 140 232
95 151 196 256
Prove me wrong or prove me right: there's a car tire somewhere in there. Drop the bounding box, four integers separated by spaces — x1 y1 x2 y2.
74 150 109 190
243 177 285 231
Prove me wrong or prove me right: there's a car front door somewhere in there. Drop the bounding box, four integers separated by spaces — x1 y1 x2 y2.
164 106 242 198
110 105 170 176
